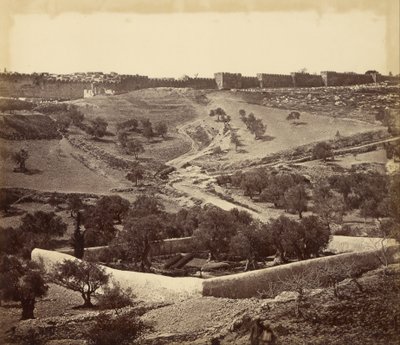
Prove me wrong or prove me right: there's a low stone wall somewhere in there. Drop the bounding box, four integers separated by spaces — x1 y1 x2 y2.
32 249 203 303
202 245 400 298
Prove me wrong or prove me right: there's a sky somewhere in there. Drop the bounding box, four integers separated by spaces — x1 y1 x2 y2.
5 10 395 77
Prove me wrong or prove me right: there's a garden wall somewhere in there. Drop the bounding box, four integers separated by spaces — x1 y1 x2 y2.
202 245 400 298
32 249 203 303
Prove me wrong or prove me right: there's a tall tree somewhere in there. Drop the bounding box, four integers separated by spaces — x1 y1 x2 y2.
70 211 85 259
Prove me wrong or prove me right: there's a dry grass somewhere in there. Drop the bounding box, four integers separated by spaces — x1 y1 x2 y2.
0 138 116 194
203 91 386 166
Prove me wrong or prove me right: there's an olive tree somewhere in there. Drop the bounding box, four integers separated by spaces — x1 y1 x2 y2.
51 259 109 307
0 255 48 319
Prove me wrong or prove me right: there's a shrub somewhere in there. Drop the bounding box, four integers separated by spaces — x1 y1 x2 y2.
86 311 146 345
97 283 134 310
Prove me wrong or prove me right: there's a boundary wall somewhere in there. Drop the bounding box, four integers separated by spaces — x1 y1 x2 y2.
202 245 399 298
32 249 203 303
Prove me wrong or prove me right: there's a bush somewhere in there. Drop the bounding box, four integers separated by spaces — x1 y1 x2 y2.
86 311 145 345
97 283 134 310
216 174 232 186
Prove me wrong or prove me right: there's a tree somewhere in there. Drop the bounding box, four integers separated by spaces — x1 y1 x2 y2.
125 139 145 159
68 107 84 126
252 119 266 139
240 171 265 199
70 211 85 259
87 117 108 138
142 125 153 141
215 107 226 122
284 184 308 218
116 214 165 271
230 131 241 151
0 189 18 214
55 116 71 133
117 131 129 148
209 109 216 118
313 180 345 229
193 206 239 259
19 211 67 237
130 194 164 218
265 215 330 262
239 109 246 118
116 119 138 132
155 122 168 138
67 194 83 218
12 148 29 172
212 146 223 157
83 205 117 246
96 195 130 224
264 215 295 263
245 113 256 129
0 255 48 319
18 211 67 257
299 215 330 258
312 142 333 162
52 259 109 307
230 223 271 271
286 112 300 121
0 227 24 256
126 163 145 186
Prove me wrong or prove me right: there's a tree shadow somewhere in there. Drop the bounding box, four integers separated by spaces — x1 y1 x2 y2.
92 137 115 143
258 135 275 142
236 148 249 154
292 122 308 126
13 168 43 175
1 207 25 218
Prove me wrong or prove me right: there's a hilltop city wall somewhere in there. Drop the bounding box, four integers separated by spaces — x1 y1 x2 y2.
0 70 397 100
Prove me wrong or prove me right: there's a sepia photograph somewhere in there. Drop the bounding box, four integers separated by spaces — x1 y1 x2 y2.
0 0 399 344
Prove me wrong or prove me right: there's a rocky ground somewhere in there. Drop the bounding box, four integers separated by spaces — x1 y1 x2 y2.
2 264 399 345
239 83 400 123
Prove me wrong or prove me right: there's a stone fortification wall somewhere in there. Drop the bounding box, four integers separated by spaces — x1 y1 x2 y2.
321 71 374 87
214 72 242 90
256 73 293 88
374 74 400 84
241 76 259 89
0 74 89 100
291 72 324 87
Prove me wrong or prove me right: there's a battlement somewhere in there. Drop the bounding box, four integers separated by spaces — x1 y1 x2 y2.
0 69 397 99
320 71 374 86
